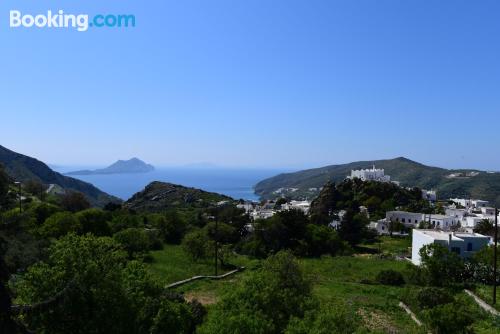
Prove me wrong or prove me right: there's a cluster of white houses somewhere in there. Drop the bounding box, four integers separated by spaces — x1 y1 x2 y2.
237 199 311 221
254 166 496 265
369 198 499 235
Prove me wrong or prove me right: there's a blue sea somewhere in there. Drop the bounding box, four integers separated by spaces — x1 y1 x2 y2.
53 167 284 201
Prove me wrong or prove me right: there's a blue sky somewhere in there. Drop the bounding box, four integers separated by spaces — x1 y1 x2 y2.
1 1 499 170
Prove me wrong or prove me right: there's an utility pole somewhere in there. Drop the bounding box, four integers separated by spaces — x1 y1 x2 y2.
493 207 498 305
214 207 218 277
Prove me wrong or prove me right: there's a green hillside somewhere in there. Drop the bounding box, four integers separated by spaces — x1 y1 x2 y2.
0 145 120 207
123 181 232 212
255 157 500 204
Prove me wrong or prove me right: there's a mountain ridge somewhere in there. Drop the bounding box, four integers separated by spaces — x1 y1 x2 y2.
0 145 120 207
254 157 500 204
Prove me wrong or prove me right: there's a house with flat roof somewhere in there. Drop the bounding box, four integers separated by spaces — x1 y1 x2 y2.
411 230 489 265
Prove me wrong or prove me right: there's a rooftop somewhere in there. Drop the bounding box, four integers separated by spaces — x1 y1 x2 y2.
415 229 488 241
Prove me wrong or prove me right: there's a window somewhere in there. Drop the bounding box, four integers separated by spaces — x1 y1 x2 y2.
467 243 472 251
402 218 405 223
451 247 461 255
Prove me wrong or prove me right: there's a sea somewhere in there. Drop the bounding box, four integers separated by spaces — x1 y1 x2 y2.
52 166 285 201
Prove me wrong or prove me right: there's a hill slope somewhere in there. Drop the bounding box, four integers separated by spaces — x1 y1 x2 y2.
66 158 154 175
0 145 120 207
255 157 500 204
123 181 232 212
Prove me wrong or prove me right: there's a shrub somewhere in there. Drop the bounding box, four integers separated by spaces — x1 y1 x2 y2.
422 301 475 334
416 287 454 309
376 269 405 286
40 212 81 238
198 251 313 334
60 192 90 212
114 228 152 258
76 208 111 236
285 302 361 334
182 229 210 260
419 243 465 286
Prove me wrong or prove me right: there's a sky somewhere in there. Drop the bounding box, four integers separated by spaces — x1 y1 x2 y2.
1 0 499 170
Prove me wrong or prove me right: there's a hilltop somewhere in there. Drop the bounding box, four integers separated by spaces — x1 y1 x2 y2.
0 145 120 207
66 158 154 175
123 181 232 212
254 157 500 204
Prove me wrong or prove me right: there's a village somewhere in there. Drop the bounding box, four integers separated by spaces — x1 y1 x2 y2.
238 166 498 265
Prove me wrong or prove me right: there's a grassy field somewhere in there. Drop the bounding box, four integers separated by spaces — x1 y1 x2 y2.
147 239 499 333
300 255 424 333
148 244 257 284
360 236 412 256
475 285 500 312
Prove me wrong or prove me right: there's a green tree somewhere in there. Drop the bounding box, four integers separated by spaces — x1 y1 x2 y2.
14 234 198 334
474 219 495 237
0 164 9 207
198 251 313 334
419 243 465 286
40 212 81 238
76 208 111 236
113 228 152 258
339 211 369 246
60 191 90 213
304 224 347 257
28 202 60 226
182 228 211 260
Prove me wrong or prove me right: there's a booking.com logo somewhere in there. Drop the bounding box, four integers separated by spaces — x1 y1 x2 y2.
9 10 135 32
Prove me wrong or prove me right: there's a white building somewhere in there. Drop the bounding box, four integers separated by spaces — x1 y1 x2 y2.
445 208 467 220
281 200 311 214
369 219 391 235
411 230 489 265
386 211 423 227
349 165 391 183
450 198 490 209
424 214 460 230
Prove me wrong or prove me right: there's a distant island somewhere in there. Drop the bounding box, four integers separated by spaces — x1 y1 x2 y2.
66 158 155 176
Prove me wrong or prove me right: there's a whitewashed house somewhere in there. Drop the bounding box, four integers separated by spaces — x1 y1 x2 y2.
411 230 489 265
386 211 423 227
368 219 390 235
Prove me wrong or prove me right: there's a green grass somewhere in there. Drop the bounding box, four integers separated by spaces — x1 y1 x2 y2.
147 238 498 332
300 255 424 333
148 244 256 285
360 236 412 256
474 285 500 312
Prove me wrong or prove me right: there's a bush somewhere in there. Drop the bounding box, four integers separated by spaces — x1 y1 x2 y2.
422 300 475 334
40 212 81 238
198 251 313 334
60 192 90 212
376 269 405 286
416 287 454 309
304 224 347 257
419 243 465 286
285 302 361 334
114 228 152 258
76 209 111 236
182 229 210 260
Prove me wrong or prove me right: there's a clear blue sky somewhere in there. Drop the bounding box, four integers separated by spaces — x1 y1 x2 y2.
1 0 499 170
